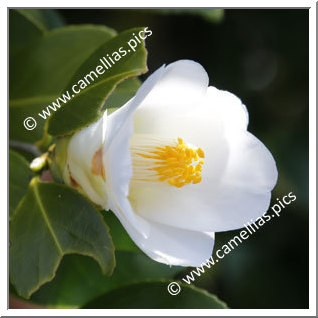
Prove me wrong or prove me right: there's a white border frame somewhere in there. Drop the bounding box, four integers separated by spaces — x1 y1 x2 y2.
3 1 316 316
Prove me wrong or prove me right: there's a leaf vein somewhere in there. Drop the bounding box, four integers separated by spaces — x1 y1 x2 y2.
32 180 63 255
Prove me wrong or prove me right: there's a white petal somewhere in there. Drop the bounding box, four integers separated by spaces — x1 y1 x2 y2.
104 116 151 237
131 84 249 153
103 65 166 236
105 64 166 151
66 111 108 206
130 130 277 232
220 131 278 194
206 86 249 132
133 60 209 135
66 160 106 206
110 209 214 267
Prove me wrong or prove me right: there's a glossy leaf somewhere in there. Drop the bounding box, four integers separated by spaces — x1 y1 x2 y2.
10 25 116 101
9 9 44 58
31 252 182 308
103 77 141 111
82 281 228 309
48 27 148 136
102 210 140 253
17 9 64 31
9 11 116 143
9 178 115 299
9 150 33 217
29 209 182 307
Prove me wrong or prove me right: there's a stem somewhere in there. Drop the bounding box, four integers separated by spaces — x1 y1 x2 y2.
9 140 41 157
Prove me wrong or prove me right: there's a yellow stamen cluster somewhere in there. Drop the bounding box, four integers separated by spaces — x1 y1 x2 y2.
136 138 205 188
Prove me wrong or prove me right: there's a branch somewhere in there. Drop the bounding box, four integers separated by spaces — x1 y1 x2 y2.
9 140 41 157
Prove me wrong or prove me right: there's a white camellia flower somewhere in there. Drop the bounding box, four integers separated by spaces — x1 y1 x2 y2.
59 60 278 267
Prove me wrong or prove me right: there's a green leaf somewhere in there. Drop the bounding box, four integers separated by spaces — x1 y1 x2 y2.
10 25 116 101
29 210 183 308
103 210 140 252
31 252 182 308
10 99 52 143
9 150 33 217
9 22 116 143
9 178 115 299
103 77 141 111
9 9 44 58
82 281 228 309
47 27 148 137
17 9 64 31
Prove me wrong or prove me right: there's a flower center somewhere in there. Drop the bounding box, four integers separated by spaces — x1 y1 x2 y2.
131 137 204 188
